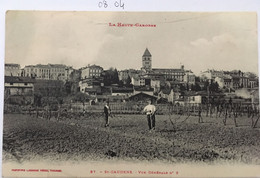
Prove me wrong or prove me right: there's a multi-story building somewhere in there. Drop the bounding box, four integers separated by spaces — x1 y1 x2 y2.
131 73 163 90
231 75 240 89
5 63 21 76
240 76 249 88
143 73 164 92
152 65 185 82
150 79 160 93
158 89 181 103
65 66 74 81
203 69 259 90
118 69 129 81
200 70 224 81
131 74 141 86
4 76 35 104
79 77 103 95
23 64 67 81
184 70 196 85
118 69 140 82
140 48 188 83
81 64 103 79
215 75 232 89
249 78 258 88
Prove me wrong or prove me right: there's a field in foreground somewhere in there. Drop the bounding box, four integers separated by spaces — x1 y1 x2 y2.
2 113 260 164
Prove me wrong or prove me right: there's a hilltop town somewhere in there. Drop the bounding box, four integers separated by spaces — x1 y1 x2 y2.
4 48 259 106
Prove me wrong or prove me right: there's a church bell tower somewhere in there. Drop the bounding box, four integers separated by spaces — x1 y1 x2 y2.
142 48 152 71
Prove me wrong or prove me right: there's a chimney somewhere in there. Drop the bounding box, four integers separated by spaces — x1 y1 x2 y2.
181 65 184 70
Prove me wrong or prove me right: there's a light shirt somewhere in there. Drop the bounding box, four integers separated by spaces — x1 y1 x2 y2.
143 104 156 115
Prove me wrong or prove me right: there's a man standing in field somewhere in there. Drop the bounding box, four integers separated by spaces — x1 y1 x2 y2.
104 101 111 127
28 105 32 116
198 105 203 123
143 100 156 131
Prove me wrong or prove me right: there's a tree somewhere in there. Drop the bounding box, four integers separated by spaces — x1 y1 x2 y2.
126 75 132 87
73 92 89 104
186 83 190 91
68 70 81 94
203 80 210 91
194 83 201 91
113 68 119 84
179 84 187 92
191 84 195 90
118 80 124 87
247 72 257 78
101 70 112 86
195 76 201 82
214 82 220 92
209 81 220 93
34 93 42 107
101 68 120 86
64 81 72 95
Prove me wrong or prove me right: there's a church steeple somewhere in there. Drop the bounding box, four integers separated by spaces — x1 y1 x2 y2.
143 48 152 57
142 48 152 71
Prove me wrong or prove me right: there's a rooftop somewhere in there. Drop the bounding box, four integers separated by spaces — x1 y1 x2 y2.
129 92 157 99
187 91 225 97
5 76 35 83
161 89 171 95
152 68 185 72
25 64 67 68
143 48 152 57
81 64 103 70
112 87 134 93
5 63 20 67
134 86 154 92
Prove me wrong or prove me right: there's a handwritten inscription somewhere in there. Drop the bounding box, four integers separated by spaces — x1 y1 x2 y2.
98 0 125 10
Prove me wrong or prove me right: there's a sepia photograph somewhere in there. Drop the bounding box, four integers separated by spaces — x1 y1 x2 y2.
2 11 260 177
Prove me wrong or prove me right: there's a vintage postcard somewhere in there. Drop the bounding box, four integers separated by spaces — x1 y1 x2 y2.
2 11 260 177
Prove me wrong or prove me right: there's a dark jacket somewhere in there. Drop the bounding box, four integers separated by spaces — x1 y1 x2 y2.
104 105 111 115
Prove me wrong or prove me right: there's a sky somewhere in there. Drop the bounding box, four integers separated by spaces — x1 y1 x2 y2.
5 11 258 75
